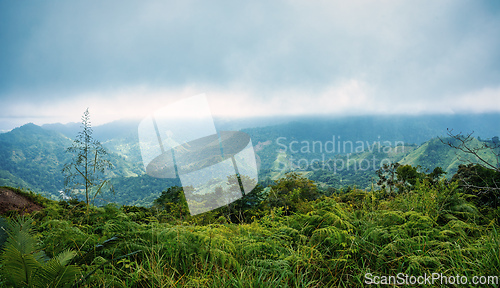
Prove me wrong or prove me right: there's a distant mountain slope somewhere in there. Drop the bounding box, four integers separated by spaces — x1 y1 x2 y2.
0 123 143 198
0 123 72 194
44 119 144 165
399 137 500 176
41 122 81 139
243 114 500 146
1 114 499 205
0 170 32 189
40 113 500 177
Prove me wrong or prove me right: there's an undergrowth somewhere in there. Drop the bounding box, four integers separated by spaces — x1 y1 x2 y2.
0 176 499 287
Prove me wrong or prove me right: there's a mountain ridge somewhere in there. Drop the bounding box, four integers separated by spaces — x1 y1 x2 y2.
1 115 499 205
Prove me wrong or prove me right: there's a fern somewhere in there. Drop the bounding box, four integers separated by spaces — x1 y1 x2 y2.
0 216 82 288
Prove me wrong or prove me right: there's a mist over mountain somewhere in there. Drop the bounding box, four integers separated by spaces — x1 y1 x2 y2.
244 113 500 145
41 112 500 144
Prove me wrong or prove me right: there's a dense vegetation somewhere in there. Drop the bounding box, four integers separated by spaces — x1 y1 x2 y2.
1 166 499 287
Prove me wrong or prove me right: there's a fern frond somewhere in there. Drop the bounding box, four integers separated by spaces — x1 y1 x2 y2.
35 250 81 288
0 243 41 287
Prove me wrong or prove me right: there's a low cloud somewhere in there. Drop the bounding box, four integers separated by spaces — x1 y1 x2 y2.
0 0 499 130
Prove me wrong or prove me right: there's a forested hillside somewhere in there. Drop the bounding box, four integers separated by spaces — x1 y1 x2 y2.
400 136 500 175
1 115 500 206
0 124 72 194
0 124 143 200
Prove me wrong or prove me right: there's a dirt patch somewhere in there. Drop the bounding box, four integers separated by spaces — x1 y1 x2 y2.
0 188 44 215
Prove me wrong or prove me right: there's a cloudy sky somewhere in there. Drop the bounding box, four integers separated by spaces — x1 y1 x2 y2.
1 0 499 131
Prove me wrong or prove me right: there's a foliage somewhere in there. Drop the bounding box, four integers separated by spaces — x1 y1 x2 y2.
153 186 190 221
0 162 499 287
0 216 81 287
0 216 8 250
376 162 400 194
263 172 320 214
452 163 500 208
376 163 447 196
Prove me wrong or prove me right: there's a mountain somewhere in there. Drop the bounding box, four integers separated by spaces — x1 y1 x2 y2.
44 119 144 165
41 122 81 139
1 114 499 205
243 113 500 146
0 123 143 200
399 137 500 176
268 135 499 191
240 114 500 190
0 123 72 195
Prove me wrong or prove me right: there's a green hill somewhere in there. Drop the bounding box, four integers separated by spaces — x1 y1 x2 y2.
0 123 72 195
399 137 499 176
0 123 143 200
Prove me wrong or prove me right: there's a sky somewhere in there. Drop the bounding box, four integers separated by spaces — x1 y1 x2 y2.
1 0 500 131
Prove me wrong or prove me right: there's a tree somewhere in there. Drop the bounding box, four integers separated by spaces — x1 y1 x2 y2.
376 163 443 194
62 108 113 207
440 129 500 173
225 175 266 223
440 129 500 207
452 164 500 208
376 162 400 195
153 186 190 220
263 172 320 213
395 164 423 192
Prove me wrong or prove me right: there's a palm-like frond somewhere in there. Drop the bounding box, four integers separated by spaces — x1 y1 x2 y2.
1 243 41 287
5 217 38 255
34 250 81 288
1 216 82 288
1 216 42 287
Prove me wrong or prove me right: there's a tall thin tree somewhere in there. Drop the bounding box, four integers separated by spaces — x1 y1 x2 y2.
62 108 113 207
440 129 500 207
